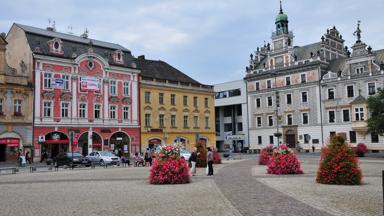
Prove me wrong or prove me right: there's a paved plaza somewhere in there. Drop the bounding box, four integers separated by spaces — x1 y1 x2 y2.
0 154 382 216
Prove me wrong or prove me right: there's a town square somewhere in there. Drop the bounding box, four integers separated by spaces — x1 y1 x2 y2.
0 0 383 215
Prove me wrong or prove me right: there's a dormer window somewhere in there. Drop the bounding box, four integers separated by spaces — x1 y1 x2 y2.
48 38 64 55
113 50 124 64
356 67 364 74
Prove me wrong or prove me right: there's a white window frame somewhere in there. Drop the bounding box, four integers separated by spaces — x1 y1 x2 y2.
145 113 151 127
171 115 176 128
193 116 199 128
62 74 70 91
14 99 22 114
145 92 151 103
268 115 274 127
171 94 176 105
355 107 365 121
368 82 376 95
123 106 129 120
159 93 164 105
255 81 260 90
285 76 291 86
79 103 87 118
356 67 364 74
346 85 354 98
61 102 70 118
94 104 101 119
286 93 292 105
301 91 308 103
110 80 117 96
43 73 52 89
183 115 189 128
300 73 307 83
256 98 261 108
342 109 350 122
286 114 293 125
256 116 262 127
43 101 53 117
123 81 130 96
109 105 117 119
159 114 165 128
328 110 336 123
302 112 309 125
205 116 209 128
267 79 272 89
267 96 273 107
327 88 335 100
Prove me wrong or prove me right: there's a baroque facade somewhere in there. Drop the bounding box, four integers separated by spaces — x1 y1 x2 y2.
137 55 216 152
6 24 140 160
245 3 384 151
0 33 33 162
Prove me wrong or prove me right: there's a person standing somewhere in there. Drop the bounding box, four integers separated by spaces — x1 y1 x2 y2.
207 147 214 176
25 151 30 164
145 148 152 166
189 147 198 176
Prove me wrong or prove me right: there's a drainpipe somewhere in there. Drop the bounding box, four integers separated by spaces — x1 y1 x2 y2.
318 67 324 148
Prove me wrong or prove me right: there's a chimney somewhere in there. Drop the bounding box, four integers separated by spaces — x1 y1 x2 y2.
138 55 145 61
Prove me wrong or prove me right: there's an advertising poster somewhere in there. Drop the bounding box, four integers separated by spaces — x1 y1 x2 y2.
80 76 101 92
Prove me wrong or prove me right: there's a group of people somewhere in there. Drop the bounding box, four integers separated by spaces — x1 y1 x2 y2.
17 149 33 166
188 147 214 176
132 148 154 167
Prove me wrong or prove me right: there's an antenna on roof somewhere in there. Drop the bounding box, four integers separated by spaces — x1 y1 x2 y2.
80 27 89 39
67 25 74 35
46 18 56 31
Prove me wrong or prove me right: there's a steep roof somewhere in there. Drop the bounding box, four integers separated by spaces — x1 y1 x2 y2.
350 95 367 105
293 42 322 60
136 57 202 86
14 23 135 68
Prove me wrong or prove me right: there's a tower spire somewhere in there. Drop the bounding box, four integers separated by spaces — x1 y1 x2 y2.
280 0 283 14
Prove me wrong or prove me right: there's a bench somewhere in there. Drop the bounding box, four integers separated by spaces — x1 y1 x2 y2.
0 167 17 175
30 165 56 173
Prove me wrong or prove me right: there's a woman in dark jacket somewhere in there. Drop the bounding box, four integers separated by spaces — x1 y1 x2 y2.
189 147 198 176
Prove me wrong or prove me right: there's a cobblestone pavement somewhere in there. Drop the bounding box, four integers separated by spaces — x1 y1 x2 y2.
214 155 384 216
0 163 242 216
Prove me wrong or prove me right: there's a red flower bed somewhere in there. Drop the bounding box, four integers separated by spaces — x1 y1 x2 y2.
213 151 221 164
149 158 191 184
196 142 207 167
259 144 275 165
267 145 303 175
316 136 362 185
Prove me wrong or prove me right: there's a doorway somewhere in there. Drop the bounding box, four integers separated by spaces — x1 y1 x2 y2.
286 134 296 148
0 145 6 161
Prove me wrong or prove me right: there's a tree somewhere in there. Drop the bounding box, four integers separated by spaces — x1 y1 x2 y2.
367 88 384 135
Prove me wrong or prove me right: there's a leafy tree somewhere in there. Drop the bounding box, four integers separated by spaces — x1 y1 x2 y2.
367 88 384 135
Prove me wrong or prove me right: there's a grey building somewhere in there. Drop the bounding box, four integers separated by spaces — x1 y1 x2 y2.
245 2 384 151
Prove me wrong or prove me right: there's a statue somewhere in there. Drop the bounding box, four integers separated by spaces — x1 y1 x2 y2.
353 20 362 43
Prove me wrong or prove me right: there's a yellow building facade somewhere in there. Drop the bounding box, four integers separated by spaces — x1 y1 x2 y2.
137 56 215 152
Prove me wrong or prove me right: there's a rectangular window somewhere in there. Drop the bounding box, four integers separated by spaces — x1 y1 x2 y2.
267 96 273 107
268 116 273 126
343 109 350 122
62 75 70 90
328 110 335 123
171 94 176 105
145 92 151 103
110 80 117 96
171 115 176 128
205 116 210 128
43 101 52 117
123 82 130 96
269 136 274 144
255 82 260 90
123 106 129 120
237 122 243 131
228 89 241 97
193 96 198 107
368 83 376 95
0 98 3 113
302 113 308 125
204 97 209 108
285 76 291 86
257 116 262 127
287 114 293 125
145 114 151 127
224 107 232 117
61 102 69 118
94 104 101 119
44 73 52 89
224 123 232 132
371 132 379 143
347 85 354 97
109 105 116 119
267 80 272 88
355 107 364 121
183 115 189 128
258 136 262 145
159 114 165 128
301 92 308 103
183 96 188 106
193 116 198 128
286 94 292 105
328 88 334 100
79 103 87 118
14 99 22 114
349 131 356 143
301 73 307 83
236 105 242 116
256 98 261 108
304 134 310 144
159 93 164 105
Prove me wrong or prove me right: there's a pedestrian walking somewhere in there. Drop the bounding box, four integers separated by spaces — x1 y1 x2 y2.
207 147 214 176
145 148 152 166
312 145 315 153
25 150 31 164
189 147 198 176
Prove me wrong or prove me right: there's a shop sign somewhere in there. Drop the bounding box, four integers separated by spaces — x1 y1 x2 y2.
225 135 244 140
80 76 101 92
52 78 64 89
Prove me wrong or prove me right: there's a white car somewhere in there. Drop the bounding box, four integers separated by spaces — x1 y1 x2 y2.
180 149 191 161
87 151 120 166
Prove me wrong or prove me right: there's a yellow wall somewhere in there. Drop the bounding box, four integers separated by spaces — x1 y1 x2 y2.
140 81 216 152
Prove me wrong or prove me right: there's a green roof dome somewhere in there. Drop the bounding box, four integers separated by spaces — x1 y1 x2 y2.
275 12 288 23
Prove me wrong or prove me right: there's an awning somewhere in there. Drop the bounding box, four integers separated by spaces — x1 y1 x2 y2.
0 138 20 147
44 139 69 144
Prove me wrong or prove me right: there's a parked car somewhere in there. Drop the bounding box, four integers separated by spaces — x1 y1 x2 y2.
53 152 92 168
180 149 191 161
87 151 121 166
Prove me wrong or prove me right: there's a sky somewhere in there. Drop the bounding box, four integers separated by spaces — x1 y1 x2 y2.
1 0 384 85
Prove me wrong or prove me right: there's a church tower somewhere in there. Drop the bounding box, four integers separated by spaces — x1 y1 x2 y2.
271 0 294 52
